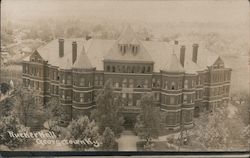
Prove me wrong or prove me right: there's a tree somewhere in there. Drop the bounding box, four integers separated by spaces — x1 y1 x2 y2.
67 116 100 150
135 93 161 144
0 82 10 95
101 127 116 151
0 115 32 149
0 97 15 117
45 97 68 134
92 80 124 137
13 88 45 130
191 105 230 150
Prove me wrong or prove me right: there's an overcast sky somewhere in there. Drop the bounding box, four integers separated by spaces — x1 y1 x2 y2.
2 0 249 26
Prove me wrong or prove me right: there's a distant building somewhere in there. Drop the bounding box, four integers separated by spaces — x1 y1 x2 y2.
22 26 231 131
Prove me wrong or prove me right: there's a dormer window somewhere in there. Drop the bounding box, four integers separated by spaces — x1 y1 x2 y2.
131 44 139 55
119 44 127 54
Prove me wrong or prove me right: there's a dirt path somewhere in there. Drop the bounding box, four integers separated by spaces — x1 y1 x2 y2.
117 130 139 151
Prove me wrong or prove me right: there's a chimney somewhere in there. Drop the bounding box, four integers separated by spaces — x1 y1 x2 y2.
72 41 77 64
174 40 179 45
180 45 185 67
192 43 199 63
58 39 64 57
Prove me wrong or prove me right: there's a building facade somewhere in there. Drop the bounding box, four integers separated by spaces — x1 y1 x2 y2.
22 26 231 131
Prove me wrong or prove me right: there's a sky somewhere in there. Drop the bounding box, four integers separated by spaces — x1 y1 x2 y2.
1 0 249 26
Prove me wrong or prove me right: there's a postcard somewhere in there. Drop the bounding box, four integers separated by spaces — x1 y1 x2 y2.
0 0 249 157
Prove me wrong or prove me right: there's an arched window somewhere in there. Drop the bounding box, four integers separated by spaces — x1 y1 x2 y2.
165 81 168 89
122 79 127 88
129 79 133 88
144 80 148 88
171 82 175 90
184 80 188 89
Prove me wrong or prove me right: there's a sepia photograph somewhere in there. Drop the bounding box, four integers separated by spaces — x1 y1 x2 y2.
0 0 249 156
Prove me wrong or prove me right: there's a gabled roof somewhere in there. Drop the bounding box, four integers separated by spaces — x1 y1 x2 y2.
163 53 185 73
23 28 225 73
117 25 140 45
104 26 153 63
73 45 93 69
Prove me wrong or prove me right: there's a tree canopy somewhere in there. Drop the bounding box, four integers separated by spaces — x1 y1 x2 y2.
101 127 116 151
0 115 31 149
135 93 161 143
13 88 45 131
67 116 100 150
92 80 124 137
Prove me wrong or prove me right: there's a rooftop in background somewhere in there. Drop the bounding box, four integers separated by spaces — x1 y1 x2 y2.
24 26 224 73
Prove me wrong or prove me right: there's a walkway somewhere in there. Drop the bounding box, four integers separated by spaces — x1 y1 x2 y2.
117 130 139 151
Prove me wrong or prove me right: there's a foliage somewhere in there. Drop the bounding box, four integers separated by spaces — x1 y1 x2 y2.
66 116 100 150
192 106 229 150
0 97 15 117
92 80 124 137
242 125 250 147
101 127 116 151
45 97 69 133
236 92 250 125
0 115 32 149
135 93 161 143
13 88 45 130
0 82 10 95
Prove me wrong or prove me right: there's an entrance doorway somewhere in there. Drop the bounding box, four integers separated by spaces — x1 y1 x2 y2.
123 113 138 130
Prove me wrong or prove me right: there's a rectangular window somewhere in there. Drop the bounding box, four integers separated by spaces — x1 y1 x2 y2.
66 90 71 99
170 96 175 104
128 93 133 106
95 76 98 85
183 94 187 104
80 93 84 102
80 78 85 86
62 90 65 99
67 75 71 84
122 93 126 99
166 112 176 125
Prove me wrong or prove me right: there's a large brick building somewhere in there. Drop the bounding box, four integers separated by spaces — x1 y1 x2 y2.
22 26 231 131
